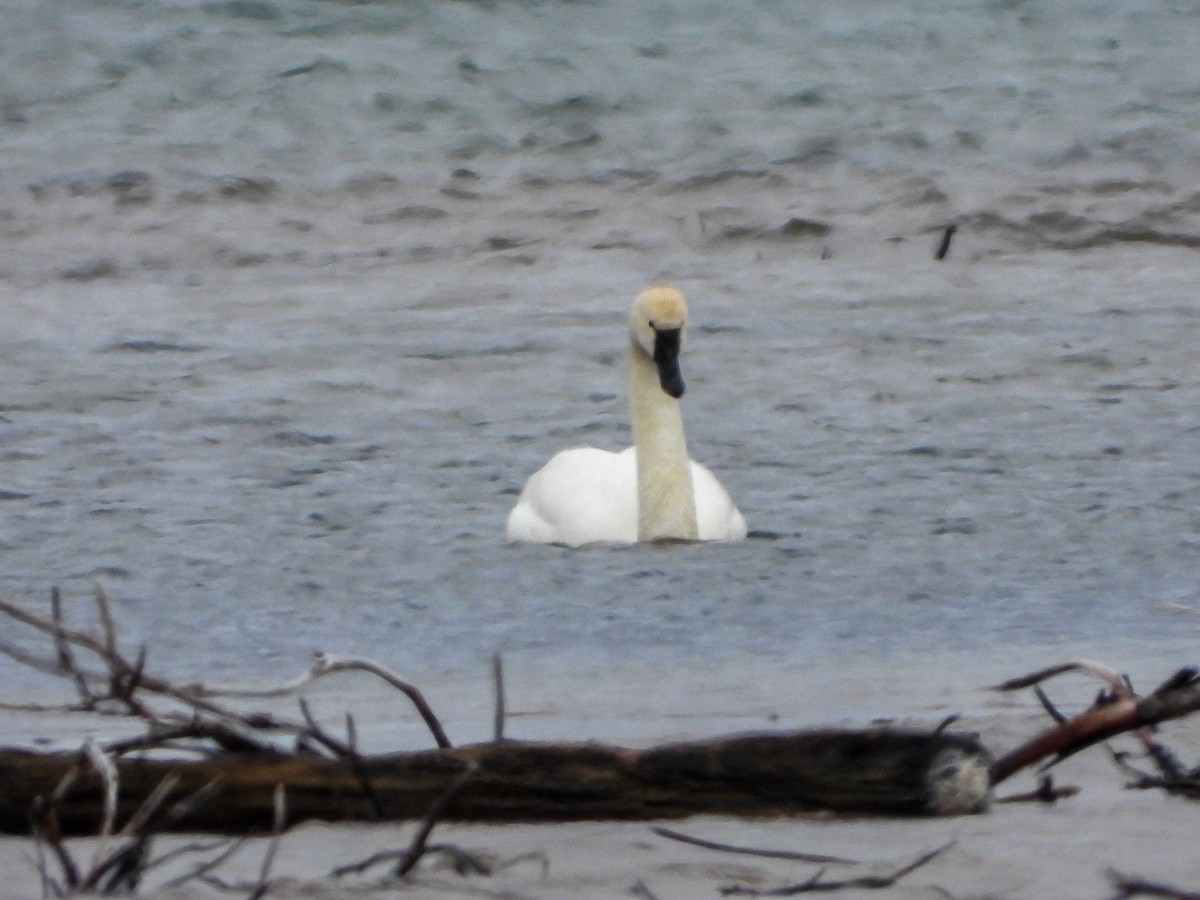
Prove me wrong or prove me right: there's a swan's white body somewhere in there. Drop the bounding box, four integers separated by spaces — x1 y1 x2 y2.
506 287 747 546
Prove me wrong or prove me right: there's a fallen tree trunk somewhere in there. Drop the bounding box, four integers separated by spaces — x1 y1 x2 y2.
0 728 992 835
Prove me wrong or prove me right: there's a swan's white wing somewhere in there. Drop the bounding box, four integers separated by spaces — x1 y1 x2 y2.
506 447 639 546
690 460 748 541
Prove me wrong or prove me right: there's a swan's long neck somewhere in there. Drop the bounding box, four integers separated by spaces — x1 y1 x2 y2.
630 338 699 541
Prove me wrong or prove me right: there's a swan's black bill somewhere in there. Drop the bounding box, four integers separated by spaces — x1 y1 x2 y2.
653 327 686 398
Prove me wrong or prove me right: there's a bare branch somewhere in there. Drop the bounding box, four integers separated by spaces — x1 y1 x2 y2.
246 785 287 900
345 712 384 820
720 841 955 896
1107 869 1200 899
396 762 477 877
83 738 119 870
991 659 1129 695
652 826 856 865
991 665 1200 785
309 654 451 749
51 587 93 707
157 836 250 890
492 652 506 742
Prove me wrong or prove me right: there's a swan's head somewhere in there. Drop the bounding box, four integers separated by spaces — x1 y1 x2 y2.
629 286 689 399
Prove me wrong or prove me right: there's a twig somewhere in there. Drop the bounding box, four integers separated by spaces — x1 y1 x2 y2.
332 848 405 877
297 698 350 757
345 712 384 819
1107 869 1200 899
990 659 1129 695
720 841 954 896
652 827 856 865
93 584 119 664
83 738 119 872
0 594 253 722
117 774 181 838
246 785 286 900
32 793 80 891
995 774 1079 804
934 224 957 261
989 663 1200 785
492 652 505 742
157 836 251 890
2 595 455 754
51 586 93 707
332 843 494 879
1033 686 1068 724
395 763 478 877
308 654 452 749
0 640 71 680
102 720 276 757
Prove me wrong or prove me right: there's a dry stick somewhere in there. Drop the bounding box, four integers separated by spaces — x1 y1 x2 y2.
297 698 350 757
345 712 385 820
51 586 94 707
492 652 505 742
991 658 1128 694
332 848 406 878
2 594 453 750
333 844 493 879
30 761 89 890
720 841 955 897
934 223 957 260
116 774 182 839
990 664 1200 785
93 584 119 662
294 698 388 816
307 654 452 749
83 738 119 873
32 793 80 891
117 644 153 717
158 836 252 891
631 881 663 900
195 651 452 750
1033 685 1068 724
103 721 271 757
246 785 287 900
82 774 186 892
651 827 856 865
1 594 306 752
1107 870 1200 900
995 774 1080 804
395 763 478 877
0 639 68 679
0 595 251 722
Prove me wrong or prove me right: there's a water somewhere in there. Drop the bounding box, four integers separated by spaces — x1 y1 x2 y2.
2 0 1200 724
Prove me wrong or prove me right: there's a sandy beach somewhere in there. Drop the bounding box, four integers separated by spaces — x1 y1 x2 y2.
4 665 1200 900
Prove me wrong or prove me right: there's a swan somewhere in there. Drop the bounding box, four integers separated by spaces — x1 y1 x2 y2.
506 286 747 546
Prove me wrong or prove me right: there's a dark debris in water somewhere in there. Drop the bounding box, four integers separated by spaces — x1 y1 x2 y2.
930 518 978 536
265 431 337 447
60 258 120 281
101 339 208 354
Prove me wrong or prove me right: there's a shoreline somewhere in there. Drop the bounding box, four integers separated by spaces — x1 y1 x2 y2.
2 697 1198 899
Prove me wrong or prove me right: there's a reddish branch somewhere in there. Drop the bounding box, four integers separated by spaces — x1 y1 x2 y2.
990 663 1200 785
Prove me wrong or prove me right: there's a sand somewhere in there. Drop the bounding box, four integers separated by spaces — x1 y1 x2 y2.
3 662 1200 900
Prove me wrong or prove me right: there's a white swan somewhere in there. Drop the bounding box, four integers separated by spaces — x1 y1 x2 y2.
506 286 747 546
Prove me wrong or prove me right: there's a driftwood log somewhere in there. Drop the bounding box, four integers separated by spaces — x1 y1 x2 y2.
0 728 992 836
